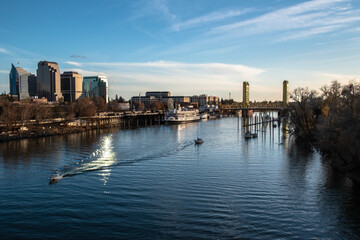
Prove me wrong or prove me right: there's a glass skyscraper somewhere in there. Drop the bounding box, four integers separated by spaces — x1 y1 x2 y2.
82 76 108 103
9 63 33 100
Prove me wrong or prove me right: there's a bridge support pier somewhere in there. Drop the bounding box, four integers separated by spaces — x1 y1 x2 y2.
242 109 253 117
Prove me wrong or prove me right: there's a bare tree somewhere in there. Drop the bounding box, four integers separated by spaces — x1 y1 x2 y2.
73 98 98 117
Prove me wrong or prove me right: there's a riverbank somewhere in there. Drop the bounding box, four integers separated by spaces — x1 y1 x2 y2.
327 156 360 184
0 126 87 142
0 112 164 142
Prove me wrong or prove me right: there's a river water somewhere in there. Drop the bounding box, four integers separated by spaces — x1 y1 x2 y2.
0 116 360 239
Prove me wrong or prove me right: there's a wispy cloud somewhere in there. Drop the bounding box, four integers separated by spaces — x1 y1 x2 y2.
0 70 8 74
71 55 87 59
63 68 105 77
318 73 359 82
209 0 360 41
0 48 10 55
170 9 252 32
76 61 265 100
151 0 176 22
65 61 82 67
85 60 264 78
277 25 343 42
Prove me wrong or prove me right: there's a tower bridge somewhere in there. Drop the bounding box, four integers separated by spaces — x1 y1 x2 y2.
222 80 290 117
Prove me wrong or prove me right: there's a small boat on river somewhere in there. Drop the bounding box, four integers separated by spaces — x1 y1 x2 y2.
194 138 204 144
244 131 257 138
244 131 253 138
49 174 63 184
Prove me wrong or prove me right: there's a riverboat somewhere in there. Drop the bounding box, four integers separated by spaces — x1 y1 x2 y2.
164 106 200 123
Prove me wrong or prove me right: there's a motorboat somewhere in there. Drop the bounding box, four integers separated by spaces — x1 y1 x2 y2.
244 131 253 138
194 138 204 144
244 131 257 138
200 113 209 119
49 174 63 184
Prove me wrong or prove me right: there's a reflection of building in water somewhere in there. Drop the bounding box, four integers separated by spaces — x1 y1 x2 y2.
0 137 63 165
282 120 290 151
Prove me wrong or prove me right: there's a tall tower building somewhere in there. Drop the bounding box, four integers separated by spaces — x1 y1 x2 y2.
283 80 289 107
61 71 83 103
37 61 63 102
9 63 33 100
83 76 108 103
242 81 249 108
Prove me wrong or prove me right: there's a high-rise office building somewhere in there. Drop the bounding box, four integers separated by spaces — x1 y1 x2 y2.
61 71 83 103
37 61 63 102
82 76 108 103
28 75 37 97
283 80 289 107
243 81 249 108
9 63 33 100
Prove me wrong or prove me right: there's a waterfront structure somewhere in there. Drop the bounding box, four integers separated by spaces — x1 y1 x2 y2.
146 91 171 98
37 61 63 102
132 91 192 109
82 76 108 103
131 95 158 108
191 94 219 106
9 64 34 100
132 91 219 109
243 82 250 108
61 71 83 103
283 80 289 107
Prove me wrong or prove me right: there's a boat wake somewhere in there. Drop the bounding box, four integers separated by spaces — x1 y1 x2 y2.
49 138 193 184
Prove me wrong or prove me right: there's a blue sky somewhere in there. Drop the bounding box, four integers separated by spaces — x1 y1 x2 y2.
0 0 359 101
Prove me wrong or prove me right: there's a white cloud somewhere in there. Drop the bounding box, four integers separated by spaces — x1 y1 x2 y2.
0 48 10 55
151 0 176 22
63 68 105 76
86 60 264 79
209 0 360 40
77 61 265 100
277 25 343 41
0 70 8 74
170 9 252 32
65 61 82 67
317 73 359 82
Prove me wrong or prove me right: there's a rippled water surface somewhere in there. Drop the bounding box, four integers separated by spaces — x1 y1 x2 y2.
1 117 360 239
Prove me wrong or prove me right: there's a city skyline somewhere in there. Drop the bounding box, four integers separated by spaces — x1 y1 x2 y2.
0 0 359 101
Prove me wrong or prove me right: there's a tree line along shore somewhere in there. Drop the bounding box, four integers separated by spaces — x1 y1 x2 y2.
290 80 360 183
0 95 166 141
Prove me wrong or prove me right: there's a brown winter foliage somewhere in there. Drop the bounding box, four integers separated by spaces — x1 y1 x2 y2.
73 97 98 117
290 80 360 170
0 96 103 132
